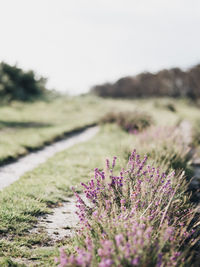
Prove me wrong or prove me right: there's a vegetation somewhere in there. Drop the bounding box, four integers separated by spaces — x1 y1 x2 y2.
0 125 138 266
101 111 153 133
0 96 108 164
56 124 199 266
57 153 197 266
0 95 200 266
2 96 194 165
91 64 200 100
0 62 47 102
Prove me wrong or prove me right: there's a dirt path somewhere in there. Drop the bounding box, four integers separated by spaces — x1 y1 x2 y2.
179 120 193 146
31 194 90 242
0 126 99 190
31 196 78 241
179 120 200 203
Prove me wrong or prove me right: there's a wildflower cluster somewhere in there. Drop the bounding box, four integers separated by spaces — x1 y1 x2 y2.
131 126 192 175
56 150 197 267
101 111 153 133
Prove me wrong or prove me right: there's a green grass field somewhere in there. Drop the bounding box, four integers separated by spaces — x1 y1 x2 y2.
1 95 193 165
0 96 105 164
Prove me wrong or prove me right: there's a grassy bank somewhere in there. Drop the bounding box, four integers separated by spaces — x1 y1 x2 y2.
0 96 104 164
0 96 193 165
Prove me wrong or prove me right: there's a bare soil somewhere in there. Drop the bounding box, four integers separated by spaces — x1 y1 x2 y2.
31 194 89 242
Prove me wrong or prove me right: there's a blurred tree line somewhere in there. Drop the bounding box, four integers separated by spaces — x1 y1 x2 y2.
0 62 47 101
91 64 200 99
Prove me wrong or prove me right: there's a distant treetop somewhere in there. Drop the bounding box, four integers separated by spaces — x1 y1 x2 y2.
0 62 47 101
91 64 200 99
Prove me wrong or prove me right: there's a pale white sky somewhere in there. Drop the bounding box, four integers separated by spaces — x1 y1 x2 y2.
0 0 199 94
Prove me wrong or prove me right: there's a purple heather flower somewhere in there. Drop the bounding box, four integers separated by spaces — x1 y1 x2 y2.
106 159 110 169
99 259 114 267
156 253 163 267
115 234 124 246
132 257 140 266
57 149 192 267
112 156 117 169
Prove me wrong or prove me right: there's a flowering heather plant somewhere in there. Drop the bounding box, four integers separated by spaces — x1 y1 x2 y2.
56 151 198 267
101 111 153 133
127 126 193 176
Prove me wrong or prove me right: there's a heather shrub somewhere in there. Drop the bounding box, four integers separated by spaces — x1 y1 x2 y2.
56 150 198 267
133 126 193 177
101 111 153 133
154 101 177 113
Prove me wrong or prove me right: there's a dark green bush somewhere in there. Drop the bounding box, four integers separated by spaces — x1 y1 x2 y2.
101 111 153 133
165 102 176 112
154 100 177 112
0 62 47 101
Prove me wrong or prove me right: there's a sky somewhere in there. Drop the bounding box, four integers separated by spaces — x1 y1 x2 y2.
0 0 199 94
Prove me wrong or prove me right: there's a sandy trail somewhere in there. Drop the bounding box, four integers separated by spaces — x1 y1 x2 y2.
179 121 200 203
0 126 99 190
179 120 193 147
31 194 90 241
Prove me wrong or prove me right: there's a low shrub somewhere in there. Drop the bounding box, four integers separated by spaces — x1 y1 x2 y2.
134 126 193 177
165 103 176 112
56 150 198 267
101 111 153 133
154 101 177 113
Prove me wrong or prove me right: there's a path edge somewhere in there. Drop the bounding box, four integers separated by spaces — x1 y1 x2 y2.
0 122 98 167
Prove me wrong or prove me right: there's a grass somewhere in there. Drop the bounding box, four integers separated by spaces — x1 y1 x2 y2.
0 122 196 266
0 95 191 165
0 124 136 266
0 95 107 164
0 96 200 266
